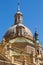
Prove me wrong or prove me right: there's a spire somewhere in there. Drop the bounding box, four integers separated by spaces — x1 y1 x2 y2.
14 2 23 25
17 3 20 11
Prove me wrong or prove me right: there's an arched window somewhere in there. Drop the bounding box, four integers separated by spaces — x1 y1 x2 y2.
20 28 22 35
37 50 39 55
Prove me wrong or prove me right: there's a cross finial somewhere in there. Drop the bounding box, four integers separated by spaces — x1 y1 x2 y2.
18 2 20 11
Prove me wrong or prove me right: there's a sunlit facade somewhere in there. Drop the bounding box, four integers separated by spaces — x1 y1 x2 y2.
0 3 43 65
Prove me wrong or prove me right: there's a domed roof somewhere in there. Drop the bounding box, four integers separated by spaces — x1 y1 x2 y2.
4 3 33 41
4 23 33 38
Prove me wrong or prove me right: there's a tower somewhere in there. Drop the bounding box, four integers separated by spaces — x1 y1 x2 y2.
34 29 42 55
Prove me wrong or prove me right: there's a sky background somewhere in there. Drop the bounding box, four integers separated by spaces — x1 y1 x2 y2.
0 0 43 46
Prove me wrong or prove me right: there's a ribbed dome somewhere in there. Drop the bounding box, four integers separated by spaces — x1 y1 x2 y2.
4 23 33 38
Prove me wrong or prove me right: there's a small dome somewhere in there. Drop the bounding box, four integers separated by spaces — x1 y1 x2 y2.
16 11 23 15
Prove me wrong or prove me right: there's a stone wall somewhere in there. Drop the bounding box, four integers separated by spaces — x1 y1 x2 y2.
0 60 15 65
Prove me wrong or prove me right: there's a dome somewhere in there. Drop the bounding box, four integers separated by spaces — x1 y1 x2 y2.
4 23 33 39
4 3 33 41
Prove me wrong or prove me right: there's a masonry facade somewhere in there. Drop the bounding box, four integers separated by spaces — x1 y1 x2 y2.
0 3 43 65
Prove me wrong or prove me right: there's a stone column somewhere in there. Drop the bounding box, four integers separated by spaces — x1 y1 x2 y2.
9 45 12 56
12 56 14 64
24 56 27 65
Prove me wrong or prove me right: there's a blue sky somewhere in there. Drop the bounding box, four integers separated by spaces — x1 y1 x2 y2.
0 0 43 45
